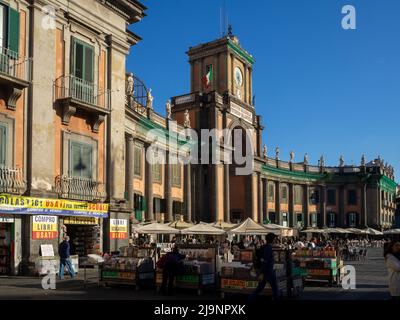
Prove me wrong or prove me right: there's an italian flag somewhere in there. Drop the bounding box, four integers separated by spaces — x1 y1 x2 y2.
202 66 213 89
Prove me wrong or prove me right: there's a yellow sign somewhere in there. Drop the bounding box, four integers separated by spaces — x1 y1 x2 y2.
63 217 99 225
32 215 58 239
0 194 108 218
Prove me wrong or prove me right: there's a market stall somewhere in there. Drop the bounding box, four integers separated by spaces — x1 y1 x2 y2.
220 247 302 299
219 218 302 299
99 246 156 289
155 243 218 295
155 224 223 295
292 247 344 286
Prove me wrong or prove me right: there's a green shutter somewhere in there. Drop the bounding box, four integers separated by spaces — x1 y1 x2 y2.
71 37 94 82
0 123 7 166
8 7 19 54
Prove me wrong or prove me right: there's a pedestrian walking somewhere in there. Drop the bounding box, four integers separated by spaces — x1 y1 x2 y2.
384 241 400 300
160 245 186 295
58 236 75 280
248 233 279 302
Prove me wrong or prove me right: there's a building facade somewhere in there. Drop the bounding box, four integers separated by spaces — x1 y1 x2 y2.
0 1 397 276
0 0 146 275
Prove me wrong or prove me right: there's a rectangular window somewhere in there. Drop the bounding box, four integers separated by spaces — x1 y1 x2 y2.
294 186 302 205
0 123 7 166
348 190 357 205
69 141 93 178
71 38 95 104
173 201 182 215
282 213 288 227
310 213 317 228
268 184 275 201
152 163 162 183
268 212 276 224
296 213 304 228
327 190 336 205
172 164 181 187
134 146 142 177
309 189 320 205
281 185 288 204
71 38 94 82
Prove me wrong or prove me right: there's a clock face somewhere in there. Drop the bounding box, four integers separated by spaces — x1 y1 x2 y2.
234 67 243 87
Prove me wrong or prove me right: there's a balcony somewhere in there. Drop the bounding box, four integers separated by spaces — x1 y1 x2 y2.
54 75 110 133
0 46 31 110
0 166 26 194
55 175 106 202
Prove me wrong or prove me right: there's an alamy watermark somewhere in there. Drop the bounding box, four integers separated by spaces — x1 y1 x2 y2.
342 5 356 30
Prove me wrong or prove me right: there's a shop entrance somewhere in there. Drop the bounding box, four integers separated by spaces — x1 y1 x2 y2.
63 217 101 257
0 223 12 275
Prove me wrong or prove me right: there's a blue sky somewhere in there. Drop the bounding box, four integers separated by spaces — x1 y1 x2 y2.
127 0 400 182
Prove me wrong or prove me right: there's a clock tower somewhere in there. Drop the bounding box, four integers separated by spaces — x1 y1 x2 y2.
187 32 255 105
171 32 264 225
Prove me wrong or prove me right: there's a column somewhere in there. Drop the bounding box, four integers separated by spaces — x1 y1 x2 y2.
361 183 367 227
339 186 345 227
258 173 263 224
275 181 281 225
145 145 154 221
224 163 230 222
288 184 294 228
263 178 268 224
190 61 194 92
303 185 309 229
165 150 173 222
213 164 219 222
244 64 248 103
126 135 135 210
184 162 192 222
320 185 327 228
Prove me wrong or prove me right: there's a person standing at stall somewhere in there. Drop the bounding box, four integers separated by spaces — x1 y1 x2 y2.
58 236 75 280
160 245 186 295
249 233 279 302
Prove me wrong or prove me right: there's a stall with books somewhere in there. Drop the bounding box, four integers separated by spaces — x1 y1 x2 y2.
155 243 218 295
99 246 156 289
292 247 344 286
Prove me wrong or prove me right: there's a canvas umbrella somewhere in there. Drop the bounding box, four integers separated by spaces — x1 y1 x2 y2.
383 229 400 235
181 223 226 235
264 223 293 236
228 218 279 235
167 220 194 230
210 220 238 230
300 228 326 234
346 228 364 234
135 222 180 234
362 227 383 236
325 228 352 234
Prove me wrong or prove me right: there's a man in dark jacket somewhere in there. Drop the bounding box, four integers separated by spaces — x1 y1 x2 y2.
161 245 186 295
249 233 279 302
58 236 75 280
